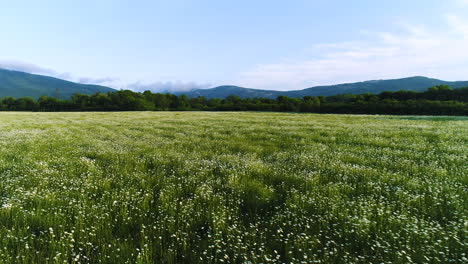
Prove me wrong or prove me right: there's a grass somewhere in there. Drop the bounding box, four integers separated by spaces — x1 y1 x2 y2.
382 116 468 121
0 112 466 264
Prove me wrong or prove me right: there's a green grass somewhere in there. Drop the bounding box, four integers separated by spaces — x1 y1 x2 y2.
0 112 466 264
382 116 468 121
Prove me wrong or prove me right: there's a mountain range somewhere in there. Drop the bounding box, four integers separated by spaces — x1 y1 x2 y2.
1 68 467 99
179 77 468 99
0 68 115 99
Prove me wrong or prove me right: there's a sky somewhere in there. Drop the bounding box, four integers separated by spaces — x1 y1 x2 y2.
1 0 468 92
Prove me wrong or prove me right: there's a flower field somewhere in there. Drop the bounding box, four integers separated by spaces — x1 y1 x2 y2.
0 112 466 263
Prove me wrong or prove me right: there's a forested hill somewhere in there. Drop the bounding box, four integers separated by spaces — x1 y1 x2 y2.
2 69 467 101
0 68 115 99
179 76 468 99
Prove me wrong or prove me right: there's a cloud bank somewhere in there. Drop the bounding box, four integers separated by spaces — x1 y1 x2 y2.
0 60 207 92
0 60 57 76
0 60 118 87
126 81 210 93
237 14 468 91
78 77 118 85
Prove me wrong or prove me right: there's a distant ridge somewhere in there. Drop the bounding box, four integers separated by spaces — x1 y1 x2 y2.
1 70 467 100
0 68 115 99
179 76 468 99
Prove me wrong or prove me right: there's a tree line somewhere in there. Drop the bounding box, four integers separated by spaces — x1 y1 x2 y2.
0 85 467 115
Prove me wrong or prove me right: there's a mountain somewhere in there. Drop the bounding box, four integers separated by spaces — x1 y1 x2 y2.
0 69 116 99
285 76 468 97
179 85 281 99
180 77 468 99
3 70 467 100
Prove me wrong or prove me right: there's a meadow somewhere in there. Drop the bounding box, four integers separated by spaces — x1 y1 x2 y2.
0 112 466 264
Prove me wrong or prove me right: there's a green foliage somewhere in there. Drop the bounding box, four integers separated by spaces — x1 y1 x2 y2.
428 84 452 92
0 112 466 263
1 86 468 115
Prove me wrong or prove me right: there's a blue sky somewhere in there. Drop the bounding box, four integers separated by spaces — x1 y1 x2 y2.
1 0 468 91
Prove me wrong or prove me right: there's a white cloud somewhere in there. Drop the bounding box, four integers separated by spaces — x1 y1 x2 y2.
0 59 208 92
456 0 468 5
446 14 468 37
236 15 468 90
0 60 56 76
78 77 118 85
126 81 210 93
0 60 118 87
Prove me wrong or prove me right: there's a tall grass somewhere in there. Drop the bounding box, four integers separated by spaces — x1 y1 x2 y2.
0 112 466 263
